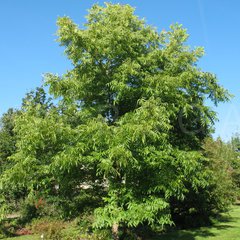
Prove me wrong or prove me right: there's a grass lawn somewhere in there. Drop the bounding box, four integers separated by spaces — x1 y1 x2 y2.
5 236 39 240
156 205 240 240
4 205 240 240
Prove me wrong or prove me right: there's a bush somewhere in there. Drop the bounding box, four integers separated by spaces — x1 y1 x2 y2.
28 216 112 240
29 218 65 240
19 195 62 225
20 199 38 224
0 220 16 239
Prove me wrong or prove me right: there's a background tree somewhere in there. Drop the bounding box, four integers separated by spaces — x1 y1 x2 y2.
0 108 18 174
229 134 240 192
171 137 238 228
0 108 19 221
0 87 57 220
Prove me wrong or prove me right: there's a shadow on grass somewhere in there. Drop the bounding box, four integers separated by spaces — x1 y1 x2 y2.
156 229 215 240
153 213 236 240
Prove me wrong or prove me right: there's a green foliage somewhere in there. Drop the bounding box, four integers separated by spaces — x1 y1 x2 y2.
0 219 17 239
0 108 18 174
0 87 55 221
0 2 233 239
30 218 64 240
170 138 238 228
229 134 240 191
203 138 238 208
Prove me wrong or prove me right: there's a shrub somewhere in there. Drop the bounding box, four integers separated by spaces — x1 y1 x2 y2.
30 218 65 240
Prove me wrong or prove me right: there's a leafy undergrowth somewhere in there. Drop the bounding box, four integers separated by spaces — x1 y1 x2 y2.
3 205 240 240
2 216 110 240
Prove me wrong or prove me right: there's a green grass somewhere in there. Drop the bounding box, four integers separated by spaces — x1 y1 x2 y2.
4 236 38 240
156 205 240 240
4 205 240 240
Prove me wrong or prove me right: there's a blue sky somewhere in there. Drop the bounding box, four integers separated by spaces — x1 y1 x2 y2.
0 0 240 140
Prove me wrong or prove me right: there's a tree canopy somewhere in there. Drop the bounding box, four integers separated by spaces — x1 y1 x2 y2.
0 3 236 239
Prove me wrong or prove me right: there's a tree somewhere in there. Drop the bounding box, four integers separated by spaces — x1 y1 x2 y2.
0 87 53 175
203 138 237 206
0 108 19 220
229 134 240 192
0 108 18 174
170 137 237 228
1 3 230 239
0 87 56 221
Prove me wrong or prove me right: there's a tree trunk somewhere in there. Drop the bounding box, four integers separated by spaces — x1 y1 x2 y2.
112 223 119 240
